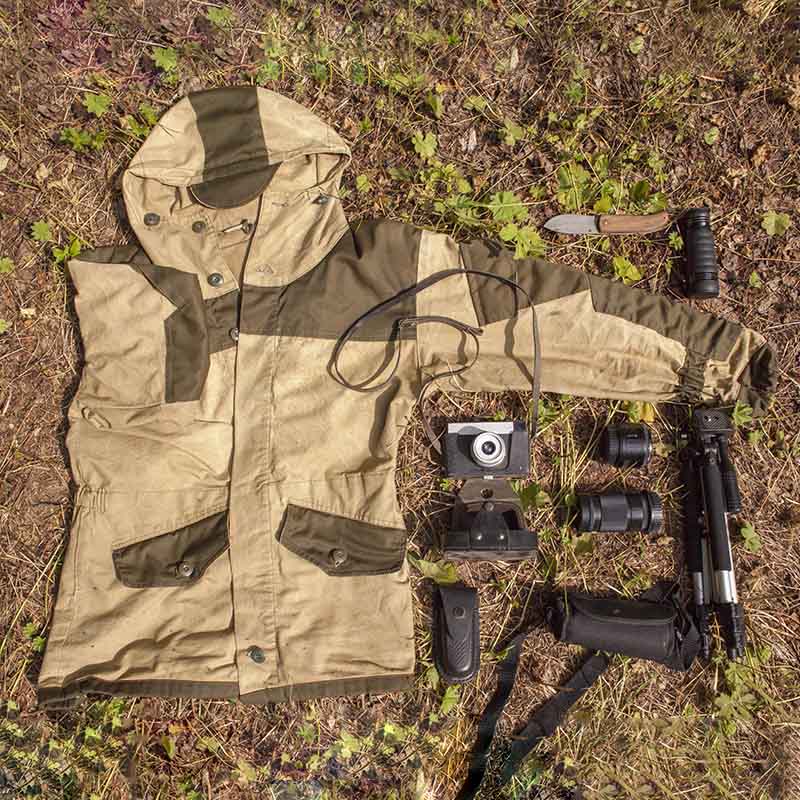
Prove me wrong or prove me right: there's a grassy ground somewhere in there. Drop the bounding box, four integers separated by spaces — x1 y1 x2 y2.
1 0 799 798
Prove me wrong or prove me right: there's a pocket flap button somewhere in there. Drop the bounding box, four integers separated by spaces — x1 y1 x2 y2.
177 561 195 579
330 548 348 568
208 272 224 287
143 212 160 226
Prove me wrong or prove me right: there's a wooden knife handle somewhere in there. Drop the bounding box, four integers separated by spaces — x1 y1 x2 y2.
598 212 671 234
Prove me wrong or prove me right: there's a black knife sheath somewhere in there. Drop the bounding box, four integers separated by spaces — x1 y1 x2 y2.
433 583 480 684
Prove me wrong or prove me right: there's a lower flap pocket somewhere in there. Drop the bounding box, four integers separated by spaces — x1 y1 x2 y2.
112 510 229 588
276 504 407 576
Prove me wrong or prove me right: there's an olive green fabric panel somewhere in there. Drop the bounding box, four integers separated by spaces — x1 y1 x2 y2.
205 290 240 354
128 263 210 403
38 678 239 709
77 245 153 265
188 86 277 208
276 504 407 576
460 239 589 325
112 510 229 588
240 220 421 340
240 674 414 704
587 274 741 361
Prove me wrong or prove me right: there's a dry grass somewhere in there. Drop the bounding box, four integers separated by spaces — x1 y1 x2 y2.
1 0 799 798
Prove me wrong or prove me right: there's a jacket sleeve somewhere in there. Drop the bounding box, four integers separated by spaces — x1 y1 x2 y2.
414 230 777 415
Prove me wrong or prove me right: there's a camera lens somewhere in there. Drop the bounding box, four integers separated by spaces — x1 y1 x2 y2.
598 424 652 468
471 432 506 468
574 491 663 534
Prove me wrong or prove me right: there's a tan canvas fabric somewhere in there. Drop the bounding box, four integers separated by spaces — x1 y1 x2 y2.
38 87 777 707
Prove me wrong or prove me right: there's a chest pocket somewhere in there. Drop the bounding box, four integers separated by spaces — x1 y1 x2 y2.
69 254 210 408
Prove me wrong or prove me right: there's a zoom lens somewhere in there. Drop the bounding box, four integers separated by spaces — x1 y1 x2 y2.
598 424 653 468
471 431 506 468
575 491 663 534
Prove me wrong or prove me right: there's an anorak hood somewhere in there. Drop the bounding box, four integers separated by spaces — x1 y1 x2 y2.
122 86 352 285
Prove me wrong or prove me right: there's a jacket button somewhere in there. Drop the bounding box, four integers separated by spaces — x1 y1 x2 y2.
177 561 195 578
143 212 160 226
330 548 348 568
229 327 240 342
192 220 206 234
247 646 265 664
207 273 224 287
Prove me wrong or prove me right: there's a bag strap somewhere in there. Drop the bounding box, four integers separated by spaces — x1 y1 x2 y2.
456 583 672 799
330 268 542 453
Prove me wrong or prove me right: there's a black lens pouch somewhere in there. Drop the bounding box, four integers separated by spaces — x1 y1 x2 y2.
547 591 699 671
433 583 480 684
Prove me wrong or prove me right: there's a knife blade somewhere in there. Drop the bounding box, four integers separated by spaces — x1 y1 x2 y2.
543 211 671 235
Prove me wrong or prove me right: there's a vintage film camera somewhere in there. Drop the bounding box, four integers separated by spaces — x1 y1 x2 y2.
441 421 537 561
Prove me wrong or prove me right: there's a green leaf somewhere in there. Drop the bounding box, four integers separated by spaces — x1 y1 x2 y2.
731 401 753 428
0 257 14 275
703 127 720 146
628 35 645 54
463 95 487 112
625 400 655 423
161 734 177 760
488 191 527 223
556 163 592 211
739 522 761 554
411 130 437 162
761 210 791 237
501 118 526 146
206 6 234 28
32 636 46 653
23 621 38 639
440 685 460 715
31 220 53 242
425 664 440 690
60 127 92 152
512 480 551 511
748 270 763 289
84 727 102 745
152 46 178 73
747 429 762 445
355 174 372 193
197 736 220 753
0 320 8 335
83 92 111 117
388 166 413 182
236 759 257 783
630 179 651 205
256 60 281 83
499 223 518 242
350 61 367 86
667 231 684 251
612 255 643 285
572 533 594 556
337 730 362 760
408 555 458 584
593 193 613 214
425 92 444 119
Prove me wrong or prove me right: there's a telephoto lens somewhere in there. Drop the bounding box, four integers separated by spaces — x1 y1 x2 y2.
598 424 653 468
574 491 663 534
682 207 719 299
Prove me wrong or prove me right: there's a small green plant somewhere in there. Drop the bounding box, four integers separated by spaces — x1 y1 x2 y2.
748 270 763 288
425 89 444 119
60 127 107 153
463 94 487 112
152 46 179 85
625 400 655 423
30 220 53 242
408 554 458 584
499 223 546 258
703 126 720 146
501 117 526 146
0 257 14 275
761 210 791 237
121 103 159 140
612 255 643 285
511 480 551 511
83 92 112 117
206 5 235 29
738 522 761 553
355 174 371 193
488 190 527 223
411 130 437 161
53 236 82 267
731 401 753 428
